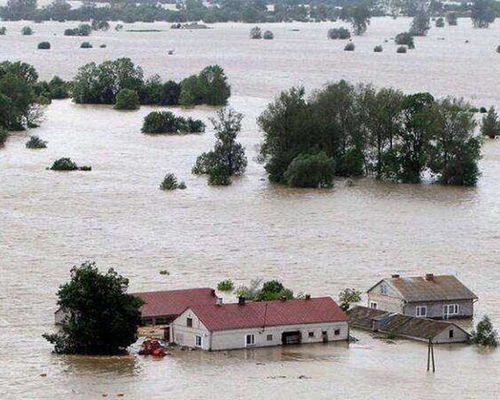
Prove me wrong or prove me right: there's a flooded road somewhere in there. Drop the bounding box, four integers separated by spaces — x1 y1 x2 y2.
0 18 499 399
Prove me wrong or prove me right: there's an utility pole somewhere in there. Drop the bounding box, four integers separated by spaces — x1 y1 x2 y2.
427 339 436 372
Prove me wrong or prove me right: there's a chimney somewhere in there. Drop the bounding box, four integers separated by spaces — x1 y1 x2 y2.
216 297 223 306
305 294 311 300
425 273 434 281
238 296 245 305
391 274 400 279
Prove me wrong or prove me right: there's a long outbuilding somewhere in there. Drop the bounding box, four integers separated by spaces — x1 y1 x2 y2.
170 296 348 350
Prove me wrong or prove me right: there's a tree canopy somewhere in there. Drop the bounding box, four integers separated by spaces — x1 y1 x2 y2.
471 0 496 28
43 261 144 355
258 81 482 187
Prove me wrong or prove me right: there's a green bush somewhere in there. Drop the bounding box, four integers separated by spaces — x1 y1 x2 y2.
397 46 407 53
263 30 274 40
327 27 351 39
64 24 91 36
217 279 234 292
38 41 51 50
80 42 92 49
395 32 415 49
0 129 8 146
435 17 445 28
0 27 6 35
374 45 383 52
142 111 205 134
208 165 232 186
446 12 458 26
471 315 498 347
250 26 261 39
50 158 78 171
21 26 33 35
344 42 355 51
159 173 186 190
496 45 499 53
26 135 47 149
284 152 335 188
114 89 140 110
100 44 107 48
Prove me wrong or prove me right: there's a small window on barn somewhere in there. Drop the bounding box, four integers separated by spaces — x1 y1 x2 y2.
370 302 378 309
380 284 387 294
246 334 255 346
308 332 314 338
186 317 193 327
195 335 202 347
334 329 340 336
449 329 454 339
416 306 427 317
266 334 273 341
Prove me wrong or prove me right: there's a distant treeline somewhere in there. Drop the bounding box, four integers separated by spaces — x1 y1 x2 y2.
2 0 498 24
258 82 484 187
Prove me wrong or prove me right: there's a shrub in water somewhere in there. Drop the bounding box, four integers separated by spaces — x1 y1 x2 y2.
374 45 383 52
217 279 234 292
496 45 500 53
327 27 351 39
397 46 407 53
38 41 51 50
26 135 47 149
142 111 205 134
50 158 78 171
435 17 445 28
64 24 92 36
100 44 107 48
471 315 498 347
21 26 33 35
250 26 261 39
263 30 274 40
0 27 6 35
395 32 415 49
344 42 355 51
446 12 458 26
80 42 92 49
114 89 140 110
159 173 186 190
284 152 335 188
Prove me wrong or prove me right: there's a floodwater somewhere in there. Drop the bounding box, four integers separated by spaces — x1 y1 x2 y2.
1 18 499 400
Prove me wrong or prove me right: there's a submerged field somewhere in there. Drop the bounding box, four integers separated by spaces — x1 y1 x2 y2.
0 17 499 400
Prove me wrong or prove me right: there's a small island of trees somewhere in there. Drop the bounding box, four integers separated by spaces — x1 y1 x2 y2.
258 82 483 188
142 111 205 134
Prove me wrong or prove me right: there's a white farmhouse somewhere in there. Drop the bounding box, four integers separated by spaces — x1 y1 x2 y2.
170 296 348 351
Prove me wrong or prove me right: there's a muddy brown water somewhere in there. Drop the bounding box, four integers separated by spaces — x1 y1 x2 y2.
0 18 499 399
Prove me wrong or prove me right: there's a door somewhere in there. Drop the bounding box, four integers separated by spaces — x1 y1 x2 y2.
282 331 301 345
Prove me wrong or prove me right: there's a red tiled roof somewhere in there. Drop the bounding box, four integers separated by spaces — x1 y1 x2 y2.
133 288 216 318
188 297 346 331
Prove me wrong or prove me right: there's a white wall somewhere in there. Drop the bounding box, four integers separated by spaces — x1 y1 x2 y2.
367 280 405 313
170 308 211 350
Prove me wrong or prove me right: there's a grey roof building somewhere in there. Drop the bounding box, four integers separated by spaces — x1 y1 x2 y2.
348 306 471 343
366 274 478 319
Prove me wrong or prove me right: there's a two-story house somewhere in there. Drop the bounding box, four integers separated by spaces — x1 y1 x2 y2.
366 274 477 319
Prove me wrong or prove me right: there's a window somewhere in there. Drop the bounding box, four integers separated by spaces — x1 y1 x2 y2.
186 317 193 327
416 306 427 317
443 304 459 317
370 302 378 309
246 334 255 346
334 329 340 336
308 332 314 338
449 329 454 339
266 334 273 341
195 335 202 347
380 284 387 294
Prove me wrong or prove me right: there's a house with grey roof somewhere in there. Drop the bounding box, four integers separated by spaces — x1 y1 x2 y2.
348 306 470 344
366 274 478 319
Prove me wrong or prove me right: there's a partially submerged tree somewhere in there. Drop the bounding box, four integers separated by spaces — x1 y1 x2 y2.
338 288 361 311
471 0 496 28
250 26 262 39
481 107 499 138
26 135 47 148
410 9 430 36
192 108 247 185
263 30 274 40
327 27 351 39
142 111 205 134
114 88 140 110
159 173 186 190
346 5 371 35
395 32 415 49
446 12 458 26
471 315 498 347
43 261 144 355
284 152 335 188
